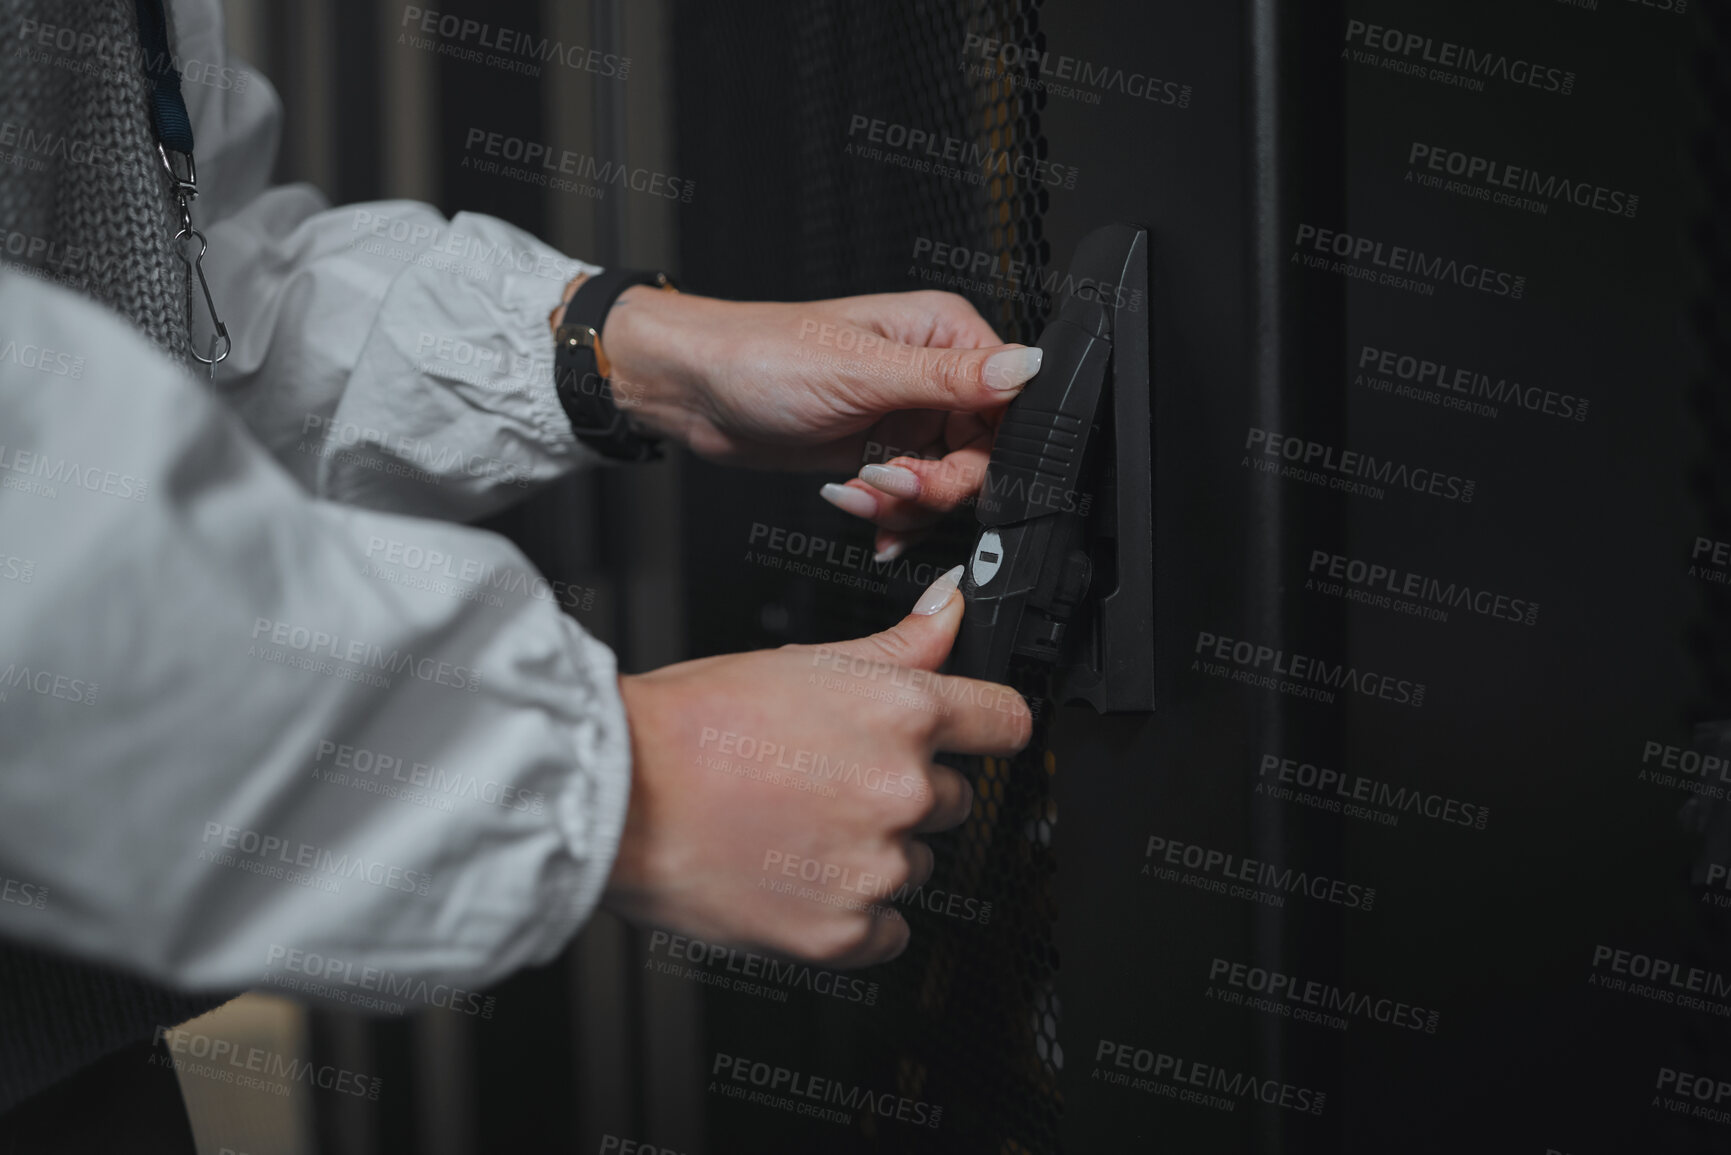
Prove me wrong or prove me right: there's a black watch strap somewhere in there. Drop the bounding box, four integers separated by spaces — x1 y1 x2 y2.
554 268 675 461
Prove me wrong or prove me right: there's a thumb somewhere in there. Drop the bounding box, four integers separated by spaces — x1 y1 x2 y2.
822 564 966 672
857 343 1043 414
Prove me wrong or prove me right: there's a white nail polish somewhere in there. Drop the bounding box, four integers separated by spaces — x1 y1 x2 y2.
859 463 921 499
819 482 877 519
874 539 906 564
913 564 965 615
982 346 1043 391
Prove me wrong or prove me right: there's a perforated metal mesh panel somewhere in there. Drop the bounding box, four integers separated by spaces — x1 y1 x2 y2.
675 2 1060 1151
1695 8 1731 719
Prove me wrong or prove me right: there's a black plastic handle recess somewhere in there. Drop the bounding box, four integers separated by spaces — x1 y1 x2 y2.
951 222 1148 690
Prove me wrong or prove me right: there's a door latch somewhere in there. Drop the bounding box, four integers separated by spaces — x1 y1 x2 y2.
950 222 1155 714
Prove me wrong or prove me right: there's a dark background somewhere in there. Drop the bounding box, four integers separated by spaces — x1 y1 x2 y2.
226 0 1717 1151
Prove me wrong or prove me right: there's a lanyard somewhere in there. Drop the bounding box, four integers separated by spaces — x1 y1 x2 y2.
133 0 229 378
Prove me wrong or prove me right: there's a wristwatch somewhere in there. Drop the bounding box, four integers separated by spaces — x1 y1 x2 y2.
553 268 677 461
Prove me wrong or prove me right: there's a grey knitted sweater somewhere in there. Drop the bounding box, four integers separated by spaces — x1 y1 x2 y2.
1 0 193 362
0 0 228 1114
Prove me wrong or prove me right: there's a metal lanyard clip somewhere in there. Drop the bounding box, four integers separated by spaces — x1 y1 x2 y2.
158 144 230 379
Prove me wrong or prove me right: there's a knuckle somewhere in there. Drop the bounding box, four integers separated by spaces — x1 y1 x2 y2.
886 776 934 826
929 349 977 399
947 774 975 823
806 917 876 965
876 850 914 895
866 628 918 667
903 765 939 811
912 289 956 313
922 790 966 832
931 473 975 507
882 692 938 739
885 918 912 962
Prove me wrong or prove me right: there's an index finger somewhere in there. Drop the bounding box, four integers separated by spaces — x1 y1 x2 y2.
919 673 1034 757
855 443 995 532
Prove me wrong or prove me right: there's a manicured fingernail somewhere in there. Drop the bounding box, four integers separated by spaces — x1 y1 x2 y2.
874 537 906 564
819 482 877 519
982 346 1042 391
859 463 922 499
913 564 965 615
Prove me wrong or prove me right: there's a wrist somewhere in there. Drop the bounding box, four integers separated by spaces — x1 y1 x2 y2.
605 673 654 901
549 272 712 451
596 285 721 448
